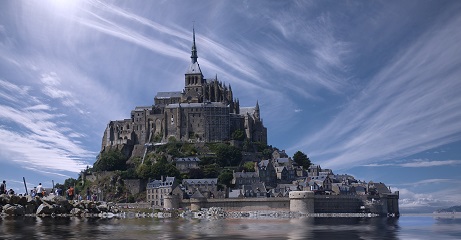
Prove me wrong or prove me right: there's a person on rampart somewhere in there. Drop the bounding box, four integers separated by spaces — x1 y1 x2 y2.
31 188 36 197
36 183 45 197
0 180 6 194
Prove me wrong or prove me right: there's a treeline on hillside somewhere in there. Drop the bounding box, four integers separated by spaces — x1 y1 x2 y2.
53 140 312 203
91 141 249 189
84 140 310 193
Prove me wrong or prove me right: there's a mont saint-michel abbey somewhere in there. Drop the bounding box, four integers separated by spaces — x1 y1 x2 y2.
101 29 267 152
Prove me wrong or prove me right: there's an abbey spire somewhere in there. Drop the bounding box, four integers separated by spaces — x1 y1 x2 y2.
191 26 198 64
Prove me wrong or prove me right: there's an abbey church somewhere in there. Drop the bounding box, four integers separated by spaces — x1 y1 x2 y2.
101 29 267 154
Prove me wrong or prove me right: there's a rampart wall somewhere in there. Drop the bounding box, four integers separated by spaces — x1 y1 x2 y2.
173 192 399 216
314 195 364 213
180 198 289 211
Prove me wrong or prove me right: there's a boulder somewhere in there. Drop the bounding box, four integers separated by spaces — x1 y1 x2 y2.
97 203 109 212
3 204 25 215
70 207 84 215
24 204 37 214
9 195 28 205
53 204 69 214
0 194 10 205
55 198 73 212
36 203 55 215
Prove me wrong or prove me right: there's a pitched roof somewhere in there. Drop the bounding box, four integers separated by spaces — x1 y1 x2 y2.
155 92 182 99
233 172 258 178
190 189 206 199
175 157 201 163
147 176 176 189
182 178 218 185
186 61 202 74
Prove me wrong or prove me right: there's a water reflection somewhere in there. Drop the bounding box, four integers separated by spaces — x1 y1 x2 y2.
1 215 459 239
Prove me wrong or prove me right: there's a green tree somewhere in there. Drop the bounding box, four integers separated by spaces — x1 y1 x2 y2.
203 164 220 178
215 144 242 167
242 161 256 172
231 129 245 141
293 151 311 169
151 158 181 180
93 149 127 172
262 148 273 159
218 170 234 188
136 164 152 179
188 168 205 179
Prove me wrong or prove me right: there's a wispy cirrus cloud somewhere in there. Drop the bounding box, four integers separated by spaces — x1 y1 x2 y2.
392 178 453 187
77 1 273 93
364 159 461 168
291 11 461 170
40 72 80 107
0 79 93 173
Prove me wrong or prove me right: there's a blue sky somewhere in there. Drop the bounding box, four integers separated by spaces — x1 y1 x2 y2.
1 0 460 213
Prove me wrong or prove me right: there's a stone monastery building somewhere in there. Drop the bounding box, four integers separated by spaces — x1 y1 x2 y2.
102 28 267 152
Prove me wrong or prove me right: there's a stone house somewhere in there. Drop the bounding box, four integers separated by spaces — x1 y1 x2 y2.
146 176 177 209
255 160 277 187
241 182 267 198
308 164 321 177
273 157 292 167
271 150 288 160
232 171 259 189
275 166 289 183
182 178 218 198
175 157 201 173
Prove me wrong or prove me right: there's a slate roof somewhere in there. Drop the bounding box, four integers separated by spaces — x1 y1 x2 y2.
190 189 206 199
147 177 176 189
275 166 287 173
182 178 218 185
233 172 258 178
175 157 201 163
258 160 271 168
165 102 227 109
239 107 255 115
186 62 202 74
155 92 182 99
374 182 391 194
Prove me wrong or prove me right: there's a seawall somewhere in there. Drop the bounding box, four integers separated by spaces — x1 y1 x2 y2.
173 191 399 216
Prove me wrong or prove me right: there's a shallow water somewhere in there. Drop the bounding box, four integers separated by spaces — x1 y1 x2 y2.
1 215 460 239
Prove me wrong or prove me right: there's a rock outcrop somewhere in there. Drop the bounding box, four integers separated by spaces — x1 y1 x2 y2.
0 194 120 217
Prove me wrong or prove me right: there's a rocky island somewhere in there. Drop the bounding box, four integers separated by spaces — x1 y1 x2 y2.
1 28 399 218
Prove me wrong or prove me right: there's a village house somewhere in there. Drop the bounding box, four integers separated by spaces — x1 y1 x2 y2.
271 149 288 160
146 176 177 208
232 171 259 189
182 178 221 198
175 157 201 173
255 160 277 187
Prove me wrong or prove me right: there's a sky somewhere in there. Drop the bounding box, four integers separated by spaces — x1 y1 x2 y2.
1 0 460 213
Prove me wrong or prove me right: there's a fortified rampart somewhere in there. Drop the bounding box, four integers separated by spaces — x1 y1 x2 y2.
184 198 290 211
168 191 399 216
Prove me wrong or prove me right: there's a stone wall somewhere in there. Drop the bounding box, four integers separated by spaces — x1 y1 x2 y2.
176 193 398 216
180 198 290 211
124 179 147 195
314 195 364 213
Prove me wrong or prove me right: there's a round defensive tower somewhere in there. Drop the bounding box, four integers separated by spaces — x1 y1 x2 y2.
289 191 314 214
163 194 179 210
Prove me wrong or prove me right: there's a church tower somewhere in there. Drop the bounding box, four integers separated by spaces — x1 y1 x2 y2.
184 27 204 103
254 100 260 120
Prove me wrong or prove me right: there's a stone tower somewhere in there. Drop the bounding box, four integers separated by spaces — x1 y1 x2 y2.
184 27 204 103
